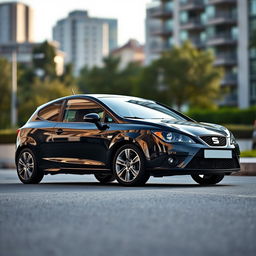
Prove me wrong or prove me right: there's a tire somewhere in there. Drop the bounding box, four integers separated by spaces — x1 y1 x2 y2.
16 148 44 184
112 144 150 186
191 174 224 185
94 174 115 184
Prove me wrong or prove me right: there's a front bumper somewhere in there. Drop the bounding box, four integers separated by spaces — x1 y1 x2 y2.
146 146 240 177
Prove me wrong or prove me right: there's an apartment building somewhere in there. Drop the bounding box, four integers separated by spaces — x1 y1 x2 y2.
146 0 256 108
53 10 118 75
0 2 34 44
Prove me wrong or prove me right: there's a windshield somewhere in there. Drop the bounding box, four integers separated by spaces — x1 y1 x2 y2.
100 97 186 120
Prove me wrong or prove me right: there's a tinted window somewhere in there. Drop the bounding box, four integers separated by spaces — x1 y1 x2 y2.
38 101 63 121
63 98 106 122
101 97 186 120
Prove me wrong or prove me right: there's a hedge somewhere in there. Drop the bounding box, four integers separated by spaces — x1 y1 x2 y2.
187 106 256 125
0 130 17 144
240 150 256 157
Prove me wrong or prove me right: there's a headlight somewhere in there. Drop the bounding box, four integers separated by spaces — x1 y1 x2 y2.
230 132 237 145
153 131 195 143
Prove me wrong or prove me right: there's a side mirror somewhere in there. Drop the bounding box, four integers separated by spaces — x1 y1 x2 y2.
83 113 100 123
83 113 109 130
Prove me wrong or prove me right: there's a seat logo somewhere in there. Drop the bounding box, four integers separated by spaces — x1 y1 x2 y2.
212 137 220 144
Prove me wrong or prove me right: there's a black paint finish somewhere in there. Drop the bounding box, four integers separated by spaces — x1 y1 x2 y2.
16 94 240 177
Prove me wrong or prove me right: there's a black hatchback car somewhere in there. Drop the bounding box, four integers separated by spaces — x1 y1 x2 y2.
16 94 240 186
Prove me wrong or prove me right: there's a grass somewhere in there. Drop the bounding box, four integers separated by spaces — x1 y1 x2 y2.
240 150 256 157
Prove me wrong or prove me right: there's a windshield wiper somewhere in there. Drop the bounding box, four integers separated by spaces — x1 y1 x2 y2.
123 116 143 119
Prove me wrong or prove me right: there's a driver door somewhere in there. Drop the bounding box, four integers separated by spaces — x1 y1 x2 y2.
52 98 112 170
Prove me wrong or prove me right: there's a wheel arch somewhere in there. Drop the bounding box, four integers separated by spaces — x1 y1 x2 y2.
107 139 146 169
15 145 38 165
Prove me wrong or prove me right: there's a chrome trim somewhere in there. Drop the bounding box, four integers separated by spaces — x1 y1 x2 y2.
197 135 230 148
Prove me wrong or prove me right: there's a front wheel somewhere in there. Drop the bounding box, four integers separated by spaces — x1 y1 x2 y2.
113 144 150 186
191 174 224 185
17 148 44 184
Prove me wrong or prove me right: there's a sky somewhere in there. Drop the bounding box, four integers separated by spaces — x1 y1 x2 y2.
1 0 151 46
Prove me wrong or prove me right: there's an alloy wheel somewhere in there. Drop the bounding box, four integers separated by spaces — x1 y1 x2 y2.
18 151 35 180
115 148 141 183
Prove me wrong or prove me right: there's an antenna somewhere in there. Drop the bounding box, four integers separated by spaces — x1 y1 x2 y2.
71 88 76 95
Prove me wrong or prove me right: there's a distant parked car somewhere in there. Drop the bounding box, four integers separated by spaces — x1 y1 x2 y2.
16 94 240 186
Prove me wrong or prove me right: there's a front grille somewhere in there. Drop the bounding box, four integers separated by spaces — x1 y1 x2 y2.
200 136 227 146
186 157 239 170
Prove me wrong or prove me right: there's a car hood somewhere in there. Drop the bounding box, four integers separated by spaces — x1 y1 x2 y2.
141 119 230 137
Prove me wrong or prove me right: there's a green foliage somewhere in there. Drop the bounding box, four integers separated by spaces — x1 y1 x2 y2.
60 63 77 87
224 124 254 139
152 41 223 110
187 106 256 125
78 56 141 95
0 129 16 144
0 58 11 129
18 79 73 125
240 150 256 157
33 41 57 80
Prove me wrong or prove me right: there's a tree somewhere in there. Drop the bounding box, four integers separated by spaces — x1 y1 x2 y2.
0 58 11 129
33 41 57 80
18 79 73 125
78 56 141 95
60 63 77 87
153 41 223 110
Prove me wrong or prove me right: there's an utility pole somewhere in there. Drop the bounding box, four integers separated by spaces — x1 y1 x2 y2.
11 49 17 127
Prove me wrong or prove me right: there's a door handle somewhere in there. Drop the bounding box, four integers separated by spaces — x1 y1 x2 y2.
56 128 63 135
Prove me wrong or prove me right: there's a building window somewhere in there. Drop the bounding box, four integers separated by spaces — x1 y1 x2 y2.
180 11 188 24
200 32 206 42
251 59 256 71
180 30 188 42
164 0 173 11
231 27 238 40
250 0 256 15
206 6 215 19
250 82 256 100
206 26 215 38
164 19 173 31
250 48 256 58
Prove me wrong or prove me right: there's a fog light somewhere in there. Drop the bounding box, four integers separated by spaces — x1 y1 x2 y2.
168 157 174 165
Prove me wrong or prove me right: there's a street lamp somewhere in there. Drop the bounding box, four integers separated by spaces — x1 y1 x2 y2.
11 49 17 128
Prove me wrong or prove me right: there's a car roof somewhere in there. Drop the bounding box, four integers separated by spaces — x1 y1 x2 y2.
36 94 150 110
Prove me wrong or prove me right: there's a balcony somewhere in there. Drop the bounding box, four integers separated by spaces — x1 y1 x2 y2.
221 73 237 86
152 26 173 38
151 6 173 19
207 12 237 25
189 38 205 48
214 53 237 66
206 33 237 46
180 0 205 11
180 17 205 30
206 0 236 5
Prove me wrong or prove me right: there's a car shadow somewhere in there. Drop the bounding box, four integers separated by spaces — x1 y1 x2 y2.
0 181 235 193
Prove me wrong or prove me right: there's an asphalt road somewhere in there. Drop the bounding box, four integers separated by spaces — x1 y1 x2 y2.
0 170 256 256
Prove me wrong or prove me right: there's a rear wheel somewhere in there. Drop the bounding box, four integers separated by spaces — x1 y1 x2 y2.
94 174 115 184
191 174 224 185
17 148 44 184
113 144 150 186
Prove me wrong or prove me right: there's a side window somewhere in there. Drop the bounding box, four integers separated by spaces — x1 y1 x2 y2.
63 98 106 122
38 101 63 121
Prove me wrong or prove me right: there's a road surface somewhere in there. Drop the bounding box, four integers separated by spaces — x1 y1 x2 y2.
0 169 256 256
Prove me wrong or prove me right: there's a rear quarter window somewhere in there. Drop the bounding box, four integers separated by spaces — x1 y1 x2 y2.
37 101 63 122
